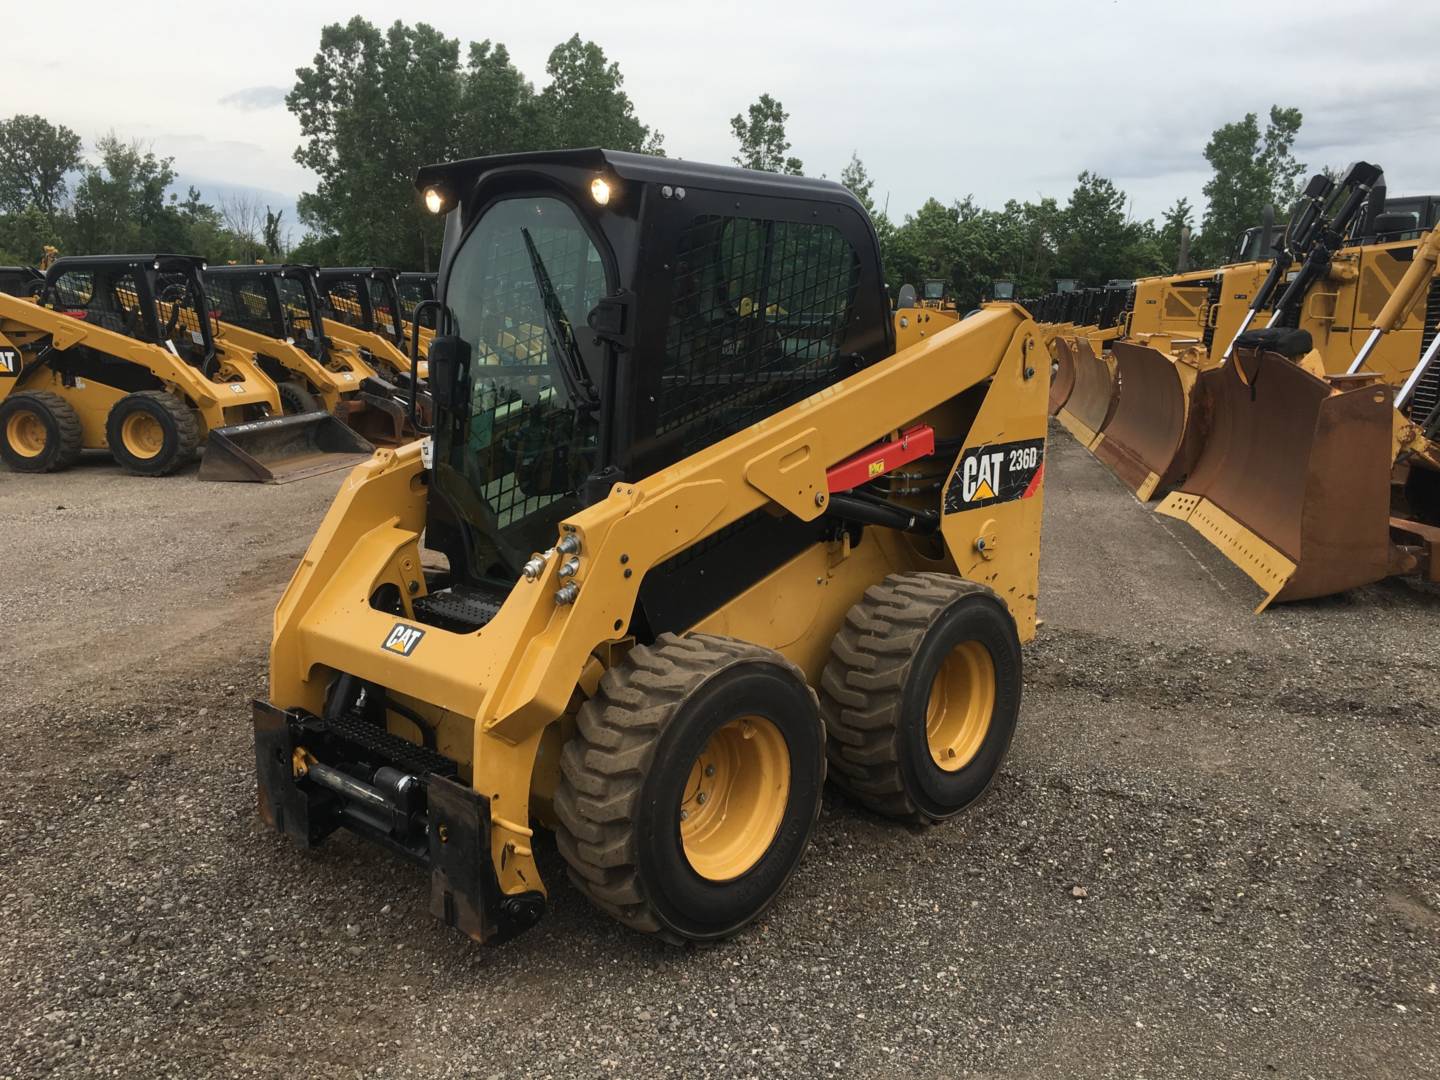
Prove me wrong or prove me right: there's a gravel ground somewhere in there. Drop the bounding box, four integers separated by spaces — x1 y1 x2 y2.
2 434 1438 1079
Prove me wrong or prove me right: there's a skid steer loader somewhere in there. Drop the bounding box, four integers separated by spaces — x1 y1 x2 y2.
317 267 429 384
203 265 411 446
0 254 372 481
1156 220 1440 609
398 271 438 358
253 149 1049 945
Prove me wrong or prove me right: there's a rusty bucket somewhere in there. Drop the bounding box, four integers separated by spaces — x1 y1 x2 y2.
1048 335 1078 416
1157 349 1396 610
1056 337 1118 447
1092 341 1202 500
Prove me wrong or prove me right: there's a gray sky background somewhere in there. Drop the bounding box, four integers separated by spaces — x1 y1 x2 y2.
8 0 1438 242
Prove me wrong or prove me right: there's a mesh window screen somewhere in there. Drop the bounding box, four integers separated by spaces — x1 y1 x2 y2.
52 270 140 337
276 277 319 341
324 280 365 328
208 275 279 336
659 215 859 446
367 279 398 338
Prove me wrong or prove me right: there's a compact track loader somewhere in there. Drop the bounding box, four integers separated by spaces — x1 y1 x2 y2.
255 149 1049 945
204 265 410 446
0 255 371 481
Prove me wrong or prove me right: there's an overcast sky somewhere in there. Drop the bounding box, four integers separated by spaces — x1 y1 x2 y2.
8 0 1438 241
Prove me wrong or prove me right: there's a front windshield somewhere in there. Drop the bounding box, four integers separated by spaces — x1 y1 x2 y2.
436 195 606 549
208 273 281 338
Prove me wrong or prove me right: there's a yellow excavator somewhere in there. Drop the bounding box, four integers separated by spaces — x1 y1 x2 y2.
0 254 371 481
253 149 1050 946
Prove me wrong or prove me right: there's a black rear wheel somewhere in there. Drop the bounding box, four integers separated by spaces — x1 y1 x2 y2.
554 633 825 943
819 572 1021 823
0 391 82 473
276 381 323 416
106 391 199 476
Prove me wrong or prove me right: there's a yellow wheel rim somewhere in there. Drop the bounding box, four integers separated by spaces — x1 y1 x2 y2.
680 716 790 882
120 412 165 459
6 411 48 458
925 641 996 772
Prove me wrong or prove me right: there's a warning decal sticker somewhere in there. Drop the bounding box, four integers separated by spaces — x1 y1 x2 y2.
943 438 1045 514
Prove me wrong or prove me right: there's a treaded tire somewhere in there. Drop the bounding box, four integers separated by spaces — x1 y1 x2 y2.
0 391 82 472
105 391 200 476
818 572 1021 823
554 633 825 944
277 380 323 415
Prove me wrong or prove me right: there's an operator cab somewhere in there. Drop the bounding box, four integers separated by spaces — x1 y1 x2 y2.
414 148 892 597
206 264 331 362
41 254 218 371
397 271 438 330
317 267 405 345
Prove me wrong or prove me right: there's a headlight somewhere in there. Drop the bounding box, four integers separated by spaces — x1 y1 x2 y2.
423 187 445 215
590 177 611 206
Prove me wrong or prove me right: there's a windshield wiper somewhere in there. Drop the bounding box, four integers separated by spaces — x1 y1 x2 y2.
521 228 599 411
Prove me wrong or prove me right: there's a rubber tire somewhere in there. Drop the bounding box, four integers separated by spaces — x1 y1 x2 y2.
105 391 200 476
277 381 323 416
554 633 826 944
818 572 1021 823
0 391 82 473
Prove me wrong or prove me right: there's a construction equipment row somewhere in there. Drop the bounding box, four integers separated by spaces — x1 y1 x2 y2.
1042 162 1440 609
0 259 436 482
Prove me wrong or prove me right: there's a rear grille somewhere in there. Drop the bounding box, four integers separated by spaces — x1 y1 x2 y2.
1414 279 1440 433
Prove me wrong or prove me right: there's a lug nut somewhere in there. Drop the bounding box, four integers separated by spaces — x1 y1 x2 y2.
696 792 708 805
704 764 716 777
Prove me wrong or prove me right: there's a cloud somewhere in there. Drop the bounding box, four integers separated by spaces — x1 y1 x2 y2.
218 85 286 111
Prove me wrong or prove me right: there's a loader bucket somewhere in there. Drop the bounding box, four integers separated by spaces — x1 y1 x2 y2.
199 412 375 483
1157 352 1396 610
1092 341 1197 500
1056 338 1117 447
1049 336 1078 415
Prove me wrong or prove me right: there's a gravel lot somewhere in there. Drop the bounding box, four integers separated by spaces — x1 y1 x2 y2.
2 432 1438 1079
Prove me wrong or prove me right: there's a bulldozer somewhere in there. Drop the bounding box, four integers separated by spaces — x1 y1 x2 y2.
203 264 412 445
253 148 1050 945
0 254 373 481
1156 218 1440 609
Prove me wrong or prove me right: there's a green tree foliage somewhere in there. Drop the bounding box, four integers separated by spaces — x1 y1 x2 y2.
69 134 182 252
287 21 665 266
730 94 802 175
1159 197 1194 271
264 207 286 259
1196 105 1304 265
537 36 660 153
288 18 464 271
0 114 83 215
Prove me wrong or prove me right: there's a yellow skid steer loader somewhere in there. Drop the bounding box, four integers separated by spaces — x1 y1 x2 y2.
254 149 1050 945
204 265 411 446
0 255 372 481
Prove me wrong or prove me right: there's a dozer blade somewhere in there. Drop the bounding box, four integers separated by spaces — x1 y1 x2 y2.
1049 336 1078 415
1056 338 1117 447
1092 341 1199 501
1156 353 1396 610
199 412 375 484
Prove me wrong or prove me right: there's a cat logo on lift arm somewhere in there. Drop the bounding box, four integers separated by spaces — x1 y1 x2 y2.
381 623 425 656
943 438 1045 513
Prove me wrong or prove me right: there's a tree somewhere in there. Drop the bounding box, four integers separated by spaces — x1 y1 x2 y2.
839 152 875 215
536 36 659 153
68 134 179 252
0 114 84 215
458 40 539 157
1196 105 1304 266
730 94 802 175
1159 197 1194 272
289 17 464 269
221 193 266 263
263 207 286 259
